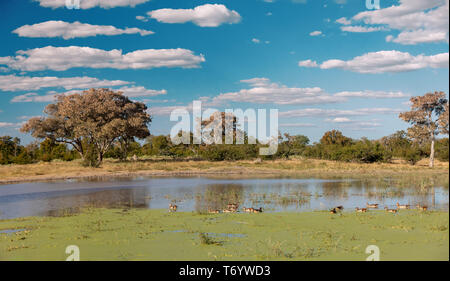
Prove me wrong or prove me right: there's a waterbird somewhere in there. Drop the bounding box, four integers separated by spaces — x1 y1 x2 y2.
329 208 337 214
355 207 367 213
251 207 263 213
169 204 178 212
396 202 410 209
366 203 379 208
227 203 238 210
384 207 398 213
416 204 428 211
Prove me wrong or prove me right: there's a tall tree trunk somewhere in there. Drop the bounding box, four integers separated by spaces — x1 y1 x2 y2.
429 134 435 168
97 152 103 167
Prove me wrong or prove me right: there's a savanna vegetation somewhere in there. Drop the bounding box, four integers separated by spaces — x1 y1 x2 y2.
0 90 448 169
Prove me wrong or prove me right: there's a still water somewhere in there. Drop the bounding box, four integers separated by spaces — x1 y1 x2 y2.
0 177 448 219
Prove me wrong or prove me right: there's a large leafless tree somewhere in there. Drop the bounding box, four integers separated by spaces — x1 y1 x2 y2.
399 91 448 168
21 88 151 166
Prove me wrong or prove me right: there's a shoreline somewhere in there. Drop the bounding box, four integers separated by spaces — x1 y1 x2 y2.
0 169 282 185
1 158 448 185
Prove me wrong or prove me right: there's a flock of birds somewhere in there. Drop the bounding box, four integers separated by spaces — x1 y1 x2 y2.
168 203 263 213
329 202 428 214
169 202 429 214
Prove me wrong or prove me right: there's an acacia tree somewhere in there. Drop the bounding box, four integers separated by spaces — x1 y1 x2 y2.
399 91 448 168
21 88 151 166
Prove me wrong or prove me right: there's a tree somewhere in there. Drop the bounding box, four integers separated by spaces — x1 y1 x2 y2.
21 88 151 166
439 102 449 135
399 91 448 168
320 130 352 146
201 111 240 144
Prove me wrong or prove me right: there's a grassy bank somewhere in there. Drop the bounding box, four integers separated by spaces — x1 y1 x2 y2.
0 158 448 185
0 208 448 261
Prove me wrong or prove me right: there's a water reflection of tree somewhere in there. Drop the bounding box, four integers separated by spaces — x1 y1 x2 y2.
45 187 150 216
320 181 349 200
195 184 244 212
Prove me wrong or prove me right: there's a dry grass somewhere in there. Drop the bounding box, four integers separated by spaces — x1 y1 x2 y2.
0 157 448 185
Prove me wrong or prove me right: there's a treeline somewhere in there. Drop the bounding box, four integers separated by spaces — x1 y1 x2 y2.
1 130 448 165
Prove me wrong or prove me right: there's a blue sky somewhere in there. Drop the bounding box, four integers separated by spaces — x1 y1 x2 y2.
0 0 448 143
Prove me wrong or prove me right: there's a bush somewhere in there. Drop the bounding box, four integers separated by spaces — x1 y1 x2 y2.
435 138 449 162
82 143 100 167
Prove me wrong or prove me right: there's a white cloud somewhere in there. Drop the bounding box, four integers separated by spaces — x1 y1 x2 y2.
117 86 167 97
336 17 351 25
309 31 323 36
147 4 241 27
0 46 205 71
334 90 410 98
325 117 382 130
0 122 16 128
17 115 41 120
328 117 352 123
386 29 449 45
196 78 411 107
136 15 148 22
13 21 153 39
299 50 449 73
340 0 449 45
150 105 192 116
34 0 150 9
11 85 166 103
0 75 129 91
280 108 403 118
11 92 59 103
252 38 261 43
340 25 386 33
298 59 318 67
210 78 345 105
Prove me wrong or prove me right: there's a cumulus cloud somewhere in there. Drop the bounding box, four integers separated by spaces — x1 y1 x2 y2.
149 105 192 116
34 0 150 9
136 15 148 22
340 25 386 33
309 31 323 36
203 78 409 106
210 78 345 105
11 85 166 103
0 122 16 128
0 74 130 91
336 17 351 25
13 21 153 39
338 0 449 44
117 86 167 97
325 117 382 130
0 46 205 71
298 59 318 68
280 108 403 118
299 50 449 73
386 29 449 45
147 4 241 27
11 92 59 103
252 38 261 43
334 91 410 98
